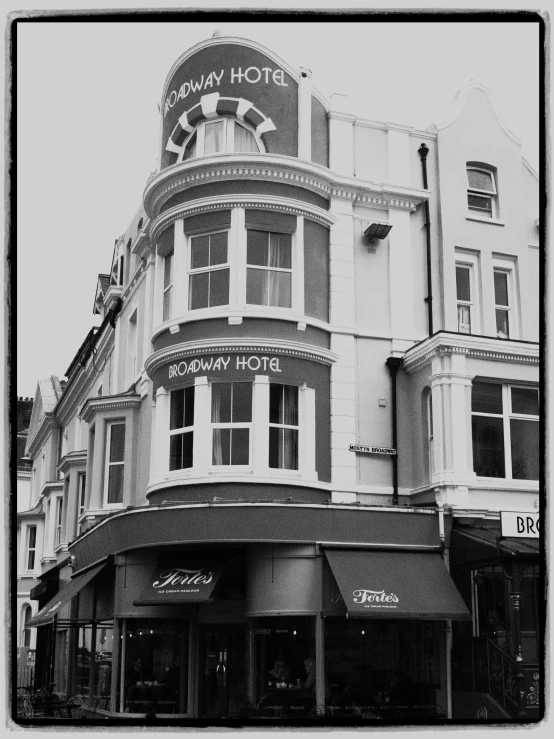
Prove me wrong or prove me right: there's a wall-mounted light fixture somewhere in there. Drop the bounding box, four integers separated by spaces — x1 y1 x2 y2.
363 221 393 245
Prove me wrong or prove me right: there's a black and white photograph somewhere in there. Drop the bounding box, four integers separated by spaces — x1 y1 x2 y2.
10 8 545 729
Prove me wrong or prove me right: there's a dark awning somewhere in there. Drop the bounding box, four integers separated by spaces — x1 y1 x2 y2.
27 563 106 628
453 525 540 556
324 549 471 621
134 562 224 606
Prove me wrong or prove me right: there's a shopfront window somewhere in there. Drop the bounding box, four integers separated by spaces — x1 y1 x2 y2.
252 616 315 718
120 619 188 714
473 566 509 653
324 619 444 719
75 623 114 711
519 564 540 663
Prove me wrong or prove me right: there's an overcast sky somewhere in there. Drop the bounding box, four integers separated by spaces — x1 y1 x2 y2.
15 16 541 398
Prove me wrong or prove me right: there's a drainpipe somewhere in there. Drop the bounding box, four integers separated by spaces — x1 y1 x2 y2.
418 143 433 336
438 502 453 719
385 357 402 506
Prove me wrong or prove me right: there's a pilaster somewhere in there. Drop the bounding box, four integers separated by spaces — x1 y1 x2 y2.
330 332 357 485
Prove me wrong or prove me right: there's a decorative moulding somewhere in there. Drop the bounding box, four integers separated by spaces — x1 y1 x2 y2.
144 337 339 378
79 394 141 423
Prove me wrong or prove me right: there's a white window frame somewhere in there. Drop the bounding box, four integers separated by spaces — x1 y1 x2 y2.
169 385 195 472
467 165 497 219
163 249 174 322
209 380 253 469
456 263 473 334
25 525 37 572
103 421 126 508
245 229 295 311
177 117 264 162
186 229 231 312
78 472 87 516
455 250 481 334
268 383 299 470
54 497 63 549
471 382 539 481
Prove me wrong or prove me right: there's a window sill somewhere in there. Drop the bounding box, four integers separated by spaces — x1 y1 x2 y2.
466 214 505 226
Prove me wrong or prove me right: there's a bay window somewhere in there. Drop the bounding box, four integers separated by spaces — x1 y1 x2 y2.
170 386 195 470
104 422 125 504
189 231 229 310
54 497 63 548
471 382 539 480
211 382 252 465
269 384 298 469
246 230 292 308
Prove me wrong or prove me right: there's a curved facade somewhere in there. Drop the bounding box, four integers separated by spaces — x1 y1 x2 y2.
19 35 541 725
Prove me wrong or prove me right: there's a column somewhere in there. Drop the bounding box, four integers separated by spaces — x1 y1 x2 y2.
153 387 169 481
174 221 187 319
252 375 270 476
330 333 357 491
329 94 354 177
192 376 210 475
89 423 106 510
297 67 312 161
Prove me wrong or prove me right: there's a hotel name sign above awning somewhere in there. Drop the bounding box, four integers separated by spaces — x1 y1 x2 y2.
501 511 540 538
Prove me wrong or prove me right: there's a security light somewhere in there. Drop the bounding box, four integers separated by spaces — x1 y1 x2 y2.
363 221 393 245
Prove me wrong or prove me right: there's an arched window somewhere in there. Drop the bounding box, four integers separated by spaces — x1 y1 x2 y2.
178 118 264 162
466 163 498 219
21 604 32 647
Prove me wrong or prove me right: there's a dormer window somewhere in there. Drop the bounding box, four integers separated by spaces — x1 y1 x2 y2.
467 165 497 218
178 118 263 162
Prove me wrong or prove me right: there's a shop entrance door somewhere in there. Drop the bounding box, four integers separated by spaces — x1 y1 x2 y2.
199 624 246 718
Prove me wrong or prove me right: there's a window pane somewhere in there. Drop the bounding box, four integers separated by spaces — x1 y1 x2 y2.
191 236 209 270
209 232 228 266
234 122 259 152
184 385 195 427
204 120 224 154
268 271 291 308
170 431 194 470
494 271 509 306
170 389 185 430
27 550 35 570
231 428 250 465
232 382 253 423
208 268 230 307
269 384 282 424
28 526 36 548
511 387 539 416
270 384 298 425
456 266 471 302
468 193 492 215
163 286 172 322
246 268 268 305
107 464 124 503
247 230 269 266
212 383 232 423
213 428 230 465
496 309 509 339
472 416 505 477
164 251 173 288
109 424 125 462
510 419 539 480
269 233 292 268
472 382 503 414
468 169 494 192
189 271 209 310
269 427 298 470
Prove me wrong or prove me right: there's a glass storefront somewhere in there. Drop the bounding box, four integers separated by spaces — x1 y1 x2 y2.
252 616 315 718
75 622 114 711
324 619 444 719
119 619 188 714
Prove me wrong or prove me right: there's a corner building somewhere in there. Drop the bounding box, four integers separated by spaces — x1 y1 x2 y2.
23 33 541 723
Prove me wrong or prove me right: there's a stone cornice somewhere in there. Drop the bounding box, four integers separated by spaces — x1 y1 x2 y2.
150 194 336 246
80 394 142 424
143 155 430 220
58 450 87 475
145 338 339 379
403 332 540 374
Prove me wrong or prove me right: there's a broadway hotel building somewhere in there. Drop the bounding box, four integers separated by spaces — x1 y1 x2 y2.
17 31 541 724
